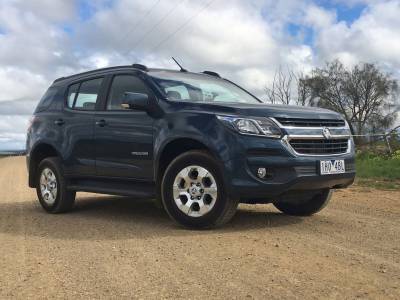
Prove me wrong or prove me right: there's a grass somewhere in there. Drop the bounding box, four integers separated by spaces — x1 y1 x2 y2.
355 150 400 190
355 178 400 190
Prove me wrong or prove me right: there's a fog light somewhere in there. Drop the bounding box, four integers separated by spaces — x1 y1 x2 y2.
257 167 267 178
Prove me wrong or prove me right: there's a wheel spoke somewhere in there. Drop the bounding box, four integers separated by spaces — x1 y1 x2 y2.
173 185 186 199
50 188 57 199
177 167 190 182
177 198 193 215
40 174 46 184
197 201 209 215
203 185 217 199
196 167 209 181
49 174 56 183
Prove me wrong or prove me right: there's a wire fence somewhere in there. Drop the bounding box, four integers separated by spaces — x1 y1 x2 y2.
354 131 400 155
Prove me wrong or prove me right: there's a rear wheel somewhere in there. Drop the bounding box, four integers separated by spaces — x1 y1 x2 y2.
161 151 238 228
273 189 332 216
36 157 75 213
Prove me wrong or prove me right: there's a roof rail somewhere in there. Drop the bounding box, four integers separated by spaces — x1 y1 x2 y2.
53 65 136 83
132 63 148 71
202 71 220 78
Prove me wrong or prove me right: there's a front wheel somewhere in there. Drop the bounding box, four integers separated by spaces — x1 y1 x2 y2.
273 189 332 216
161 151 238 229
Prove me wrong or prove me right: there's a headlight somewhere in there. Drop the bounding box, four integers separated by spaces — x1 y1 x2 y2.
217 115 282 138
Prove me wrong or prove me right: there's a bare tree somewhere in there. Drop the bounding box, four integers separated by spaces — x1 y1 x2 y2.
303 60 398 137
265 68 312 106
265 66 294 105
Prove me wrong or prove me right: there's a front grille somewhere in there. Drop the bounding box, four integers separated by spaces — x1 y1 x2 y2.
275 117 345 127
289 139 349 155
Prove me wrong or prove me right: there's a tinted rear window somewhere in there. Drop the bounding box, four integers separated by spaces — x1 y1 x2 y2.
67 78 103 110
35 87 58 112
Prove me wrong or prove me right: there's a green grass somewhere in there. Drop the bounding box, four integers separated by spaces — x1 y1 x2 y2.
355 150 400 189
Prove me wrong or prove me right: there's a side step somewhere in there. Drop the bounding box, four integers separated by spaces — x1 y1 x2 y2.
67 178 156 199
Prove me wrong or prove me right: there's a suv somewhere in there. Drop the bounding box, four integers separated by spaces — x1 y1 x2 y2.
27 64 355 228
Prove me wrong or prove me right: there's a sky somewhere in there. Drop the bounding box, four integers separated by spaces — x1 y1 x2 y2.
1 0 400 150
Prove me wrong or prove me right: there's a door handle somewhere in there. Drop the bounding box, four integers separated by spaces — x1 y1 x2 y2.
96 119 107 127
54 119 65 126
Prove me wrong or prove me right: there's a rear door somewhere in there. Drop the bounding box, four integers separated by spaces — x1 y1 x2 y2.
62 77 105 176
94 73 154 180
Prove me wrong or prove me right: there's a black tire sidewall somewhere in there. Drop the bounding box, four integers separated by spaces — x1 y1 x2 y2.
161 151 228 228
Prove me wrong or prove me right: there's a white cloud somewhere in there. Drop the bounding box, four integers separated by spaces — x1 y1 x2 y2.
313 0 400 71
304 5 337 29
72 0 312 96
0 68 48 102
0 0 400 149
4 0 76 23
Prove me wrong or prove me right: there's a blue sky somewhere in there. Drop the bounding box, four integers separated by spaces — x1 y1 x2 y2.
320 0 365 23
0 0 399 150
285 0 366 45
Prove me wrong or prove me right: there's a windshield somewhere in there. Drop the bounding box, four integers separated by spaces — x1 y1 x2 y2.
149 71 261 104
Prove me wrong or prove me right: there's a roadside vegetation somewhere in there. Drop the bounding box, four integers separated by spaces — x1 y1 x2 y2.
355 150 400 190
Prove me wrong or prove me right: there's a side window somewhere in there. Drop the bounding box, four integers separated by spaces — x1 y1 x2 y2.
67 83 79 108
199 83 240 102
36 86 58 112
165 85 190 101
70 78 103 110
107 75 149 110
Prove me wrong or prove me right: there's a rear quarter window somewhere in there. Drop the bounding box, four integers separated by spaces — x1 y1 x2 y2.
35 87 59 112
66 78 103 111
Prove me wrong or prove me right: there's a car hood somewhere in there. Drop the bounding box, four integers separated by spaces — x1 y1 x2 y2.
177 101 343 120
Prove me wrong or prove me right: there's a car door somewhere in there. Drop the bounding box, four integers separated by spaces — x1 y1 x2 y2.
94 73 154 180
62 77 105 176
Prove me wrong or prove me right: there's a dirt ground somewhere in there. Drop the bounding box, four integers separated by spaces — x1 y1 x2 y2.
0 156 399 299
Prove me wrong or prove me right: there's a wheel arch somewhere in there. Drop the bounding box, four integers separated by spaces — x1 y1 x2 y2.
28 143 60 187
155 137 219 185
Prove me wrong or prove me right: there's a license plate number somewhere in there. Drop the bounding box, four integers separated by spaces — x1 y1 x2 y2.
320 160 345 175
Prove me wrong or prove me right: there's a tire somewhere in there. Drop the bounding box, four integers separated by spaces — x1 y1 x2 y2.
273 189 332 216
161 150 238 229
36 157 76 213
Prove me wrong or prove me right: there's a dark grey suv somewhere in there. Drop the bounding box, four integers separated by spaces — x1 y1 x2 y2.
27 64 355 228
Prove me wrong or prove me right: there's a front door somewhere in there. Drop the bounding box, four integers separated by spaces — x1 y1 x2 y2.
94 74 154 180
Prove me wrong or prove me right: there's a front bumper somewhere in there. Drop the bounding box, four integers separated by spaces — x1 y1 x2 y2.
223 152 355 203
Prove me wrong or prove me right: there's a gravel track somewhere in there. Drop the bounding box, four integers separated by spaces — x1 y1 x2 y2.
0 157 399 299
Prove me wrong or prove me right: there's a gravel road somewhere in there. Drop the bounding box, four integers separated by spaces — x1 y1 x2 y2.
0 156 399 299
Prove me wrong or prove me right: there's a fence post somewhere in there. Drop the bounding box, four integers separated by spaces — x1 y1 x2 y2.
385 134 393 154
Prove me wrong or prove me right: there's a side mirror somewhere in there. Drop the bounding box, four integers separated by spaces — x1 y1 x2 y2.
121 92 149 110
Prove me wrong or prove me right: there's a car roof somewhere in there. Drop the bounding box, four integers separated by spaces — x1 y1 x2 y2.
53 64 221 85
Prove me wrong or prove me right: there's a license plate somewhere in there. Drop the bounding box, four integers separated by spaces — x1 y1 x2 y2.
320 160 345 175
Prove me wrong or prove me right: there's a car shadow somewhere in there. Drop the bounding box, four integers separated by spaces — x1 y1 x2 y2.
0 195 304 241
